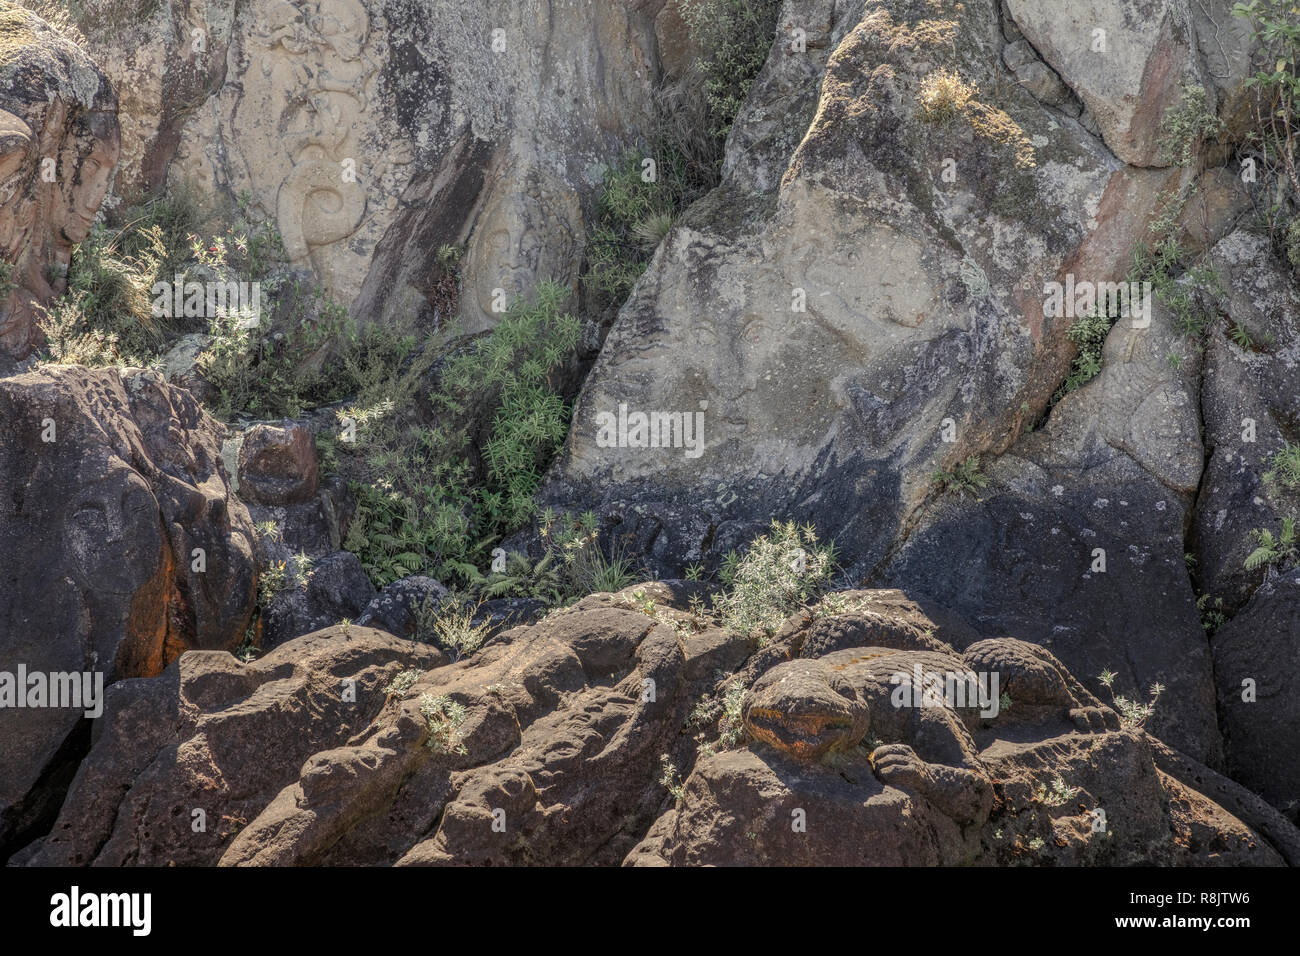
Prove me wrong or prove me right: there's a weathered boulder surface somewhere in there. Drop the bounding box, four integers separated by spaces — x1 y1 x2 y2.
1191 232 1300 609
882 291 1222 764
261 550 376 648
0 1 120 358
236 421 319 506
20 588 1295 866
0 365 254 854
25 626 443 866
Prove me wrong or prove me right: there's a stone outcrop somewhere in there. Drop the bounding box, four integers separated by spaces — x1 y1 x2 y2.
20 588 1292 867
0 365 254 854
87 0 662 330
0 1 119 358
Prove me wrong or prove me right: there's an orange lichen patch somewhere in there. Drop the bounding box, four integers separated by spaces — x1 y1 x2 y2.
747 708 853 734
830 652 888 670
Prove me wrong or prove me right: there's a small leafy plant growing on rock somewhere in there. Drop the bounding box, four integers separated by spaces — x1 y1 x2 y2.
659 754 686 802
678 0 782 142
1244 514 1300 571
931 454 989 498
415 596 490 662
1098 669 1164 730
713 520 836 640
384 668 424 698
1157 82 1224 167
419 693 468 755
1036 775 1079 807
1263 442 1300 491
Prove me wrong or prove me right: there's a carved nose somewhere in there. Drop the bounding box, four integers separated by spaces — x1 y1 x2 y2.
207 497 226 523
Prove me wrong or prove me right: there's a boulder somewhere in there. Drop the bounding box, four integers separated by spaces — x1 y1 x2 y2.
0 365 254 855
236 421 319 505
1212 576 1300 822
356 575 450 638
0 2 120 358
261 550 376 647
541 0 1186 579
1004 0 1208 166
25 626 444 866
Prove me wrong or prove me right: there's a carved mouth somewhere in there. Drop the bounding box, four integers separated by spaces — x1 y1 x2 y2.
747 706 854 755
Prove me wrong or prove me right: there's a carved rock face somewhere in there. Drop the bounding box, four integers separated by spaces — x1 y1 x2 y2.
160 0 653 329
0 4 120 359
0 366 254 853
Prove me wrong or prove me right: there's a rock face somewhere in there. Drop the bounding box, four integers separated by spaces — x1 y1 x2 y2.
541 0 1184 575
1212 577 1300 822
0 2 120 358
0 366 255 854
89 0 662 330
1004 0 1208 166
237 422 319 506
21 588 1294 867
26 626 443 866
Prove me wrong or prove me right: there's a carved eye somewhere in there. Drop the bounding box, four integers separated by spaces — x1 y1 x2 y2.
686 323 719 349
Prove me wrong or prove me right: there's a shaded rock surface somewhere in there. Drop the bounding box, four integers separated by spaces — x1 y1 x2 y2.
0 365 254 854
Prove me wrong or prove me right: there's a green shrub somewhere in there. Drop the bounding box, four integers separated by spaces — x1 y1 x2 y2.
713 520 837 641
679 0 781 142
1157 83 1224 167
341 284 581 589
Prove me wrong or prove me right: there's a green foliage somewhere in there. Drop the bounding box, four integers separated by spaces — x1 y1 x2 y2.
1128 190 1222 339
931 454 990 497
1157 83 1224 167
1263 441 1300 491
1197 593 1227 633
1244 514 1299 571
583 149 699 307
713 520 837 641
1098 669 1164 730
679 0 782 142
476 511 638 604
1232 1 1300 242
419 693 468 755
342 285 580 589
1052 308 1114 401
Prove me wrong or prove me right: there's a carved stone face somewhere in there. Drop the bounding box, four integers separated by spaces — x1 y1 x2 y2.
464 167 582 331
50 111 120 247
